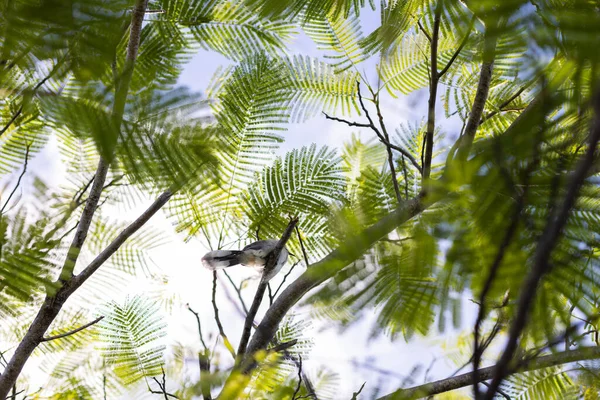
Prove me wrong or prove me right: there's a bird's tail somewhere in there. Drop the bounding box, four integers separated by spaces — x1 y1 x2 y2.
201 250 246 270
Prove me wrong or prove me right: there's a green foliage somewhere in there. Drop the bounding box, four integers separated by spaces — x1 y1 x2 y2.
2 0 600 398
98 296 167 386
245 144 346 259
500 367 574 400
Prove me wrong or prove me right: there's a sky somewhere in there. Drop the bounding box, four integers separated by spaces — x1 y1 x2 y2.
1 6 476 399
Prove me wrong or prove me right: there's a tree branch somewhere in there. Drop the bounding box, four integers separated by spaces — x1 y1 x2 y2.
480 86 527 124
323 110 422 173
453 25 498 163
222 270 249 316
484 88 600 398
0 144 30 215
187 305 212 399
212 271 236 359
291 355 303 400
322 112 370 128
422 4 441 181
371 88 403 204
236 218 298 360
41 316 104 342
437 16 475 79
377 346 600 400
0 3 150 395
295 226 310 268
218 198 424 398
473 129 542 397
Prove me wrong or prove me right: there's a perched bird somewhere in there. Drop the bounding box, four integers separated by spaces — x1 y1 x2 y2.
201 240 289 281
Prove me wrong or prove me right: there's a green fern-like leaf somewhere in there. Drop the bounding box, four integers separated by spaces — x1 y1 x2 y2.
98 296 167 386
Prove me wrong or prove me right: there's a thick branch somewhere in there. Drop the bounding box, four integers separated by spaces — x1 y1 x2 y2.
217 198 424 398
70 191 172 288
453 26 498 163
41 316 104 342
377 346 600 399
0 2 149 396
484 89 600 398
236 218 298 359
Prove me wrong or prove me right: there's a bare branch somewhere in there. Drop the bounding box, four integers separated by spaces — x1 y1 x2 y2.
186 305 208 351
212 271 236 359
41 316 104 342
295 225 310 268
0 106 22 139
422 4 441 181
222 270 249 316
0 144 30 215
271 339 298 353
438 16 476 79
237 218 298 360
291 355 303 400
417 20 432 43
71 190 172 287
272 261 300 300
453 26 498 163
377 346 600 400
322 112 370 128
325 97 423 173
371 88 403 204
188 304 212 400
351 382 366 400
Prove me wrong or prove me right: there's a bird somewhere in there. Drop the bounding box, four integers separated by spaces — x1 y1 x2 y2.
201 240 289 281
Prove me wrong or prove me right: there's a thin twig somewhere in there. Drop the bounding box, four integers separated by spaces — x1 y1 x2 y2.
291 355 303 400
41 316 104 342
295 225 310 268
0 144 30 215
322 112 370 128
417 20 432 43
270 339 298 353
401 155 409 199
323 108 422 173
211 271 236 359
268 283 274 306
371 88 403 204
438 16 476 79
222 270 249 316
351 382 366 400
272 261 301 300
186 305 208 351
237 218 298 361
481 86 527 123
